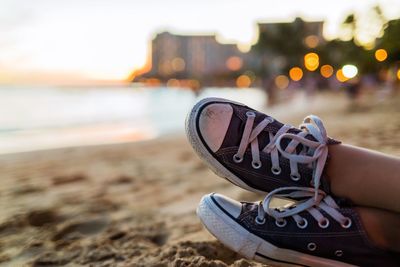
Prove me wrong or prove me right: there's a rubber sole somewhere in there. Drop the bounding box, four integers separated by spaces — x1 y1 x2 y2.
185 97 265 194
197 193 357 267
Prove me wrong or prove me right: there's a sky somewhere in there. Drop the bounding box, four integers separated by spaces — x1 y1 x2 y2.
1 0 399 85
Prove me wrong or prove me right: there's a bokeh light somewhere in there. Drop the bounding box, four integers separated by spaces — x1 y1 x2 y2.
171 58 186 72
304 35 319 48
289 67 303 81
236 74 251 88
226 56 243 71
375 49 388 62
336 69 348 82
320 64 334 78
159 60 173 75
275 75 289 89
342 64 358 79
304 52 319 71
244 70 256 82
397 69 400 80
166 78 180 87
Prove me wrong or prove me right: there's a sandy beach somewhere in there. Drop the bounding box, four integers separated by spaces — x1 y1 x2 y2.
1 93 400 267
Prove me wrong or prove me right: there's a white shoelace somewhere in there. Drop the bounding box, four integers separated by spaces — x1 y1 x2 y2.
234 112 329 200
256 187 352 229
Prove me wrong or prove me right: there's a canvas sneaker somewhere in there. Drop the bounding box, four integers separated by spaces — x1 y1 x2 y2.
186 97 340 194
197 190 400 267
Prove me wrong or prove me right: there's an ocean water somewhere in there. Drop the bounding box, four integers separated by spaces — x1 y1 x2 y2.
0 85 267 154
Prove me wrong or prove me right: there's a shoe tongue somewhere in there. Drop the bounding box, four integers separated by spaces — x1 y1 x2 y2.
221 104 319 150
258 120 318 152
220 105 271 148
220 109 246 148
242 202 258 212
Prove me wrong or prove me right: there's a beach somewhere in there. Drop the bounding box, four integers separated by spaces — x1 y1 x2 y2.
1 93 399 267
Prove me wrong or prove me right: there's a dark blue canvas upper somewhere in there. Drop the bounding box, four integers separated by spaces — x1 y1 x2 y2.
210 194 400 267
196 100 339 193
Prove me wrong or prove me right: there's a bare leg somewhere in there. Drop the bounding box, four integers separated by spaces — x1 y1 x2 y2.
357 206 400 253
326 144 400 213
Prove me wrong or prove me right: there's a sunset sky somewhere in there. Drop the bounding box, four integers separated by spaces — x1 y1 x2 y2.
1 0 399 85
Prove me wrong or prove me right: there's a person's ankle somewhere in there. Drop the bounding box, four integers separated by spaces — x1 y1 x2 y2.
357 207 400 253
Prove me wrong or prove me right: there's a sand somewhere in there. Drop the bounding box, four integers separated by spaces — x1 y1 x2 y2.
0 93 399 267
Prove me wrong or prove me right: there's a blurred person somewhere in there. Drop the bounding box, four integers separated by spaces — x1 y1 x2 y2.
346 78 361 102
186 98 400 266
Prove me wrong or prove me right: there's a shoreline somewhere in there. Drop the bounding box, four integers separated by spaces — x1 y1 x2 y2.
0 86 267 156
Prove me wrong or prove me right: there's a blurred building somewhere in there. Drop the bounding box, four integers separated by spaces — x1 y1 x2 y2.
136 32 244 87
246 18 325 73
258 18 324 43
134 18 326 89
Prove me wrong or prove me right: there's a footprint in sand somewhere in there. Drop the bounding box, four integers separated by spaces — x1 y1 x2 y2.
12 185 44 196
52 217 109 241
51 174 87 186
108 175 134 185
27 209 60 227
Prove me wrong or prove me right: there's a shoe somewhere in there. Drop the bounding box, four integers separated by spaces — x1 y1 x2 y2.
186 97 340 194
197 190 400 267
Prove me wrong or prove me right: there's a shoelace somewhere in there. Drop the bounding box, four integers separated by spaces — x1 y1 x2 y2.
233 112 329 200
255 187 352 229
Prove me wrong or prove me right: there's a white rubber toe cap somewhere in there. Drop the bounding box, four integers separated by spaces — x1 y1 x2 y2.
198 103 233 152
212 193 242 219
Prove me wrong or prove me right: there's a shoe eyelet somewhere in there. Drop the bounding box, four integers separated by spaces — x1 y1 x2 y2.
290 173 301 181
318 218 330 229
296 218 308 229
246 111 256 118
252 161 262 169
275 219 287 228
341 217 352 229
335 250 343 257
233 154 243 163
271 166 281 175
307 242 317 251
255 216 266 225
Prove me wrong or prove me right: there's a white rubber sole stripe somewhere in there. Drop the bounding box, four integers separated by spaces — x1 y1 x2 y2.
197 193 357 267
185 97 266 194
